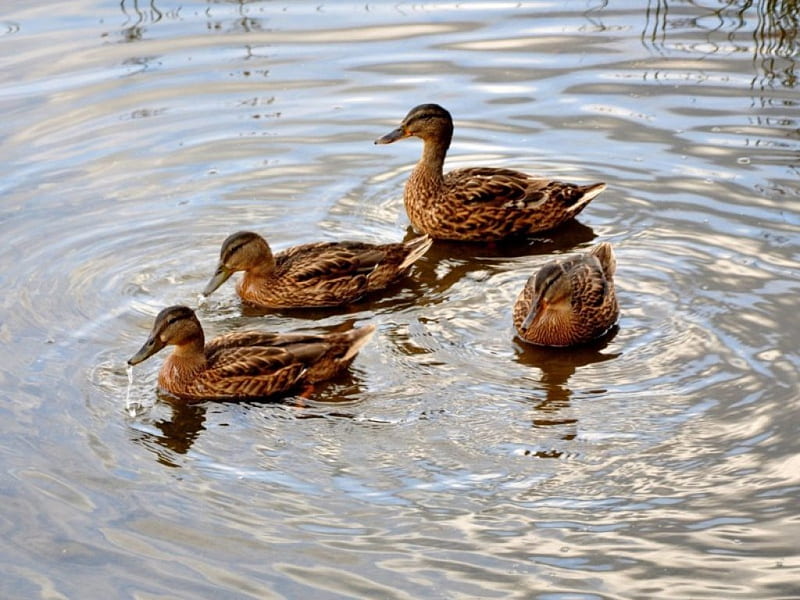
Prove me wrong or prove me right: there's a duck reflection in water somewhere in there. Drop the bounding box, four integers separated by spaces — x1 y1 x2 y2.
514 327 620 456
127 362 369 465
126 394 208 467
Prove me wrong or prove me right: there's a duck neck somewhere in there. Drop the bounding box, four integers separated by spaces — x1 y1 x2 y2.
412 136 448 185
159 338 207 390
239 253 276 296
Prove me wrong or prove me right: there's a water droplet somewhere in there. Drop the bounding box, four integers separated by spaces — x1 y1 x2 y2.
125 364 142 417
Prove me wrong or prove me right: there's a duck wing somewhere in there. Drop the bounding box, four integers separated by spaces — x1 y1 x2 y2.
566 256 609 308
447 167 595 211
185 344 306 399
205 331 325 357
446 167 529 207
276 242 386 281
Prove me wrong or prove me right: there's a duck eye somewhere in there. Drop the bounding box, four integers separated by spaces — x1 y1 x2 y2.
225 241 248 257
166 317 180 326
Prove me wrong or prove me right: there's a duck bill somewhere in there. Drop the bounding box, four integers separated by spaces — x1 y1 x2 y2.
128 334 166 366
521 298 546 331
374 126 408 145
202 265 234 297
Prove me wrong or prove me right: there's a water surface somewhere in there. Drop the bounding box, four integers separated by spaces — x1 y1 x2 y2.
1 1 798 598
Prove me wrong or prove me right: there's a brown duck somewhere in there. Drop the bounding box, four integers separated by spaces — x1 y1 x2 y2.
513 242 619 347
128 305 375 402
202 231 432 308
375 103 605 241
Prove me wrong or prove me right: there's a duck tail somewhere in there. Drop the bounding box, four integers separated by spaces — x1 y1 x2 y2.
567 182 606 214
341 323 377 362
398 235 433 271
590 241 616 278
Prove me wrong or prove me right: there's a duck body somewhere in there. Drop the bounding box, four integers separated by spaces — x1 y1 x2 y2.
128 306 375 402
513 242 619 347
203 232 432 308
376 103 605 241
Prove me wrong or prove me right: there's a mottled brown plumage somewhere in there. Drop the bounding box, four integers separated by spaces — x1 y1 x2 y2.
513 242 619 347
202 231 432 308
128 305 375 402
375 103 606 241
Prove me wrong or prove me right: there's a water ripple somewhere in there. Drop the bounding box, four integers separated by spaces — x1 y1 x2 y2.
1 2 799 599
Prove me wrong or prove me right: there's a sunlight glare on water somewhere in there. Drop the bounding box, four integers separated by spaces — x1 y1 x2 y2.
0 1 798 598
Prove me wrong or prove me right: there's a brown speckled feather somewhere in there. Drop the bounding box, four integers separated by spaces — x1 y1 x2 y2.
205 232 432 309
451 168 529 206
376 104 605 241
513 242 619 347
196 362 306 400
129 306 376 402
275 242 385 281
205 331 316 356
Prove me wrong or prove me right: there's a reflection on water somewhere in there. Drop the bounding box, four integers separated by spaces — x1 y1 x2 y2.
414 220 597 299
1 1 799 598
129 395 208 465
119 1 163 42
644 0 799 87
513 330 621 459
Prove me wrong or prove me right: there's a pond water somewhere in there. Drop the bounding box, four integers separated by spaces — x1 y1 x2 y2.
1 1 799 598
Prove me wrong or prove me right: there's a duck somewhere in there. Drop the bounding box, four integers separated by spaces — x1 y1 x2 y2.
375 103 606 241
202 231 432 308
128 305 376 402
513 242 619 347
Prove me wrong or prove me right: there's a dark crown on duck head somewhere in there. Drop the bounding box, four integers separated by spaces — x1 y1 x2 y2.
404 103 452 125
219 231 268 262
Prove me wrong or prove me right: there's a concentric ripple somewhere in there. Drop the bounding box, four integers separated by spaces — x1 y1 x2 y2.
0 2 798 599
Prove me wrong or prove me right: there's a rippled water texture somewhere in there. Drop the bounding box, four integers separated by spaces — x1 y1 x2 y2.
1 1 799 598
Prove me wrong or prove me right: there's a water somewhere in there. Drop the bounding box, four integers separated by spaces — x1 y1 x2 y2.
1 1 798 598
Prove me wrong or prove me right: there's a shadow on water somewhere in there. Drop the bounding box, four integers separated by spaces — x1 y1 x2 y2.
405 219 597 296
643 0 799 88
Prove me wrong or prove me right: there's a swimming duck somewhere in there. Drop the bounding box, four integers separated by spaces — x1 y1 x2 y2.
128 305 375 402
375 103 605 241
202 231 432 308
513 242 619 347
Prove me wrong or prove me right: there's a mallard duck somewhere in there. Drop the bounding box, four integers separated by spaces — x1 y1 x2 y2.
128 305 375 402
202 231 432 308
375 103 606 241
513 242 619 347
